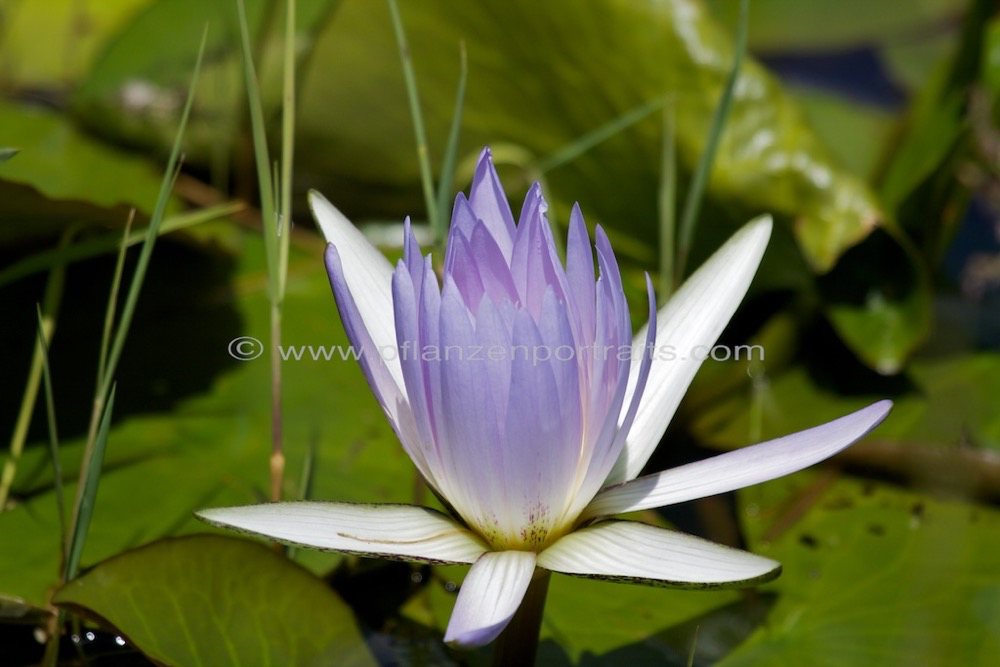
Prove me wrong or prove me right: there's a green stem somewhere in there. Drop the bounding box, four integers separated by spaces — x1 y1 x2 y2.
269 304 285 502
491 570 550 667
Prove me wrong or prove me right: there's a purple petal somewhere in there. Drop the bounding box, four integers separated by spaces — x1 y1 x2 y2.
447 231 486 310
565 204 596 349
509 184 558 318
611 273 657 453
450 192 478 240
469 221 519 305
391 261 440 483
474 295 513 427
325 245 411 434
468 148 516 260
536 288 582 446
418 257 445 461
402 216 425 294
436 279 506 532
502 308 576 543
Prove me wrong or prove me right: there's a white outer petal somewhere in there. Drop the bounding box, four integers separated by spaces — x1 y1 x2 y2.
444 551 537 647
586 400 892 519
197 502 487 564
608 215 772 484
538 520 779 587
309 190 405 395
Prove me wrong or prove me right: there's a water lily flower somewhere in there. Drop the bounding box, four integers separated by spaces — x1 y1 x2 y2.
198 148 891 649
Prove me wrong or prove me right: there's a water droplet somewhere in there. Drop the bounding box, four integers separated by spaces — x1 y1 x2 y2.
444 581 457 592
410 571 423 584
115 636 127 647
85 631 96 642
71 634 81 644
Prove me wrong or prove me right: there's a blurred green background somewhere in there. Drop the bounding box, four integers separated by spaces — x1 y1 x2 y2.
1 0 998 664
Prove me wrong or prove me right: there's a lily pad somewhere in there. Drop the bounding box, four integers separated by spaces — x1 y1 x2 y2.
53 534 376 667
719 475 1000 666
706 0 959 53
819 227 931 375
0 0 150 88
296 0 882 273
73 0 884 274
72 0 340 166
0 101 177 245
689 347 1000 457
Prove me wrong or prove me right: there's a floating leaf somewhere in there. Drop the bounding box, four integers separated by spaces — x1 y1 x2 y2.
706 0 959 52
72 0 340 165
76 0 884 273
294 0 883 273
0 101 177 246
54 534 376 667
719 475 1000 666
819 227 931 375
691 347 1000 457
0 0 148 87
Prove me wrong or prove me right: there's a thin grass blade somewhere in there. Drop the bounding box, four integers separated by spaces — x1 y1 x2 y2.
65 27 209 580
434 41 468 251
279 0 296 291
0 229 73 509
0 203 243 289
99 27 210 398
658 103 677 303
64 384 116 581
35 304 66 558
235 0 279 299
387 0 439 238
675 0 750 281
286 440 317 560
536 96 667 174
686 626 700 667
95 212 134 396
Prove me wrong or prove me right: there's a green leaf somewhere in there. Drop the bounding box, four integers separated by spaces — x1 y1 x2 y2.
72 0 340 168
819 228 931 375
706 0 958 52
791 90 897 181
718 476 1000 666
295 0 883 273
78 0 884 274
695 352 1000 455
0 0 149 87
53 534 376 667
0 101 177 245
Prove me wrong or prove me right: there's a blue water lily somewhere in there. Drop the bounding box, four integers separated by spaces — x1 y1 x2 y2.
199 148 890 647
